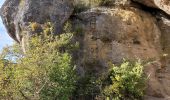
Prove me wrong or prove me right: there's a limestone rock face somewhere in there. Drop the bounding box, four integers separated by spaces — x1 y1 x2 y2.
74 8 170 99
133 0 170 15
0 0 74 43
158 17 170 63
157 16 170 97
76 7 161 72
144 62 166 98
73 7 170 99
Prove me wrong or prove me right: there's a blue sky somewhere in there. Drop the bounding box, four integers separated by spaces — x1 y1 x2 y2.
0 0 14 51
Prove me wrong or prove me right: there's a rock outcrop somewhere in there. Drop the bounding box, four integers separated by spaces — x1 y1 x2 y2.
133 0 170 15
0 0 74 43
75 7 170 99
76 7 161 73
2 0 170 99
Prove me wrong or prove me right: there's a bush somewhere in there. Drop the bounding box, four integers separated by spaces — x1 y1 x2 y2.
30 22 41 32
0 23 78 100
73 74 101 99
102 60 146 100
73 0 130 13
71 59 146 100
99 0 115 6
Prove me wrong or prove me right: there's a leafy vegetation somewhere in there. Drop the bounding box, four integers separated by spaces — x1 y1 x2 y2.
0 22 78 100
0 41 146 100
73 0 130 14
30 22 41 32
73 60 146 100
101 60 146 100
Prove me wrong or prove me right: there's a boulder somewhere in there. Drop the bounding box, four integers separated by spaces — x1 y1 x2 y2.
0 0 74 43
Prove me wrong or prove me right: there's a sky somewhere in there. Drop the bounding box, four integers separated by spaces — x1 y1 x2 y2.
0 0 14 51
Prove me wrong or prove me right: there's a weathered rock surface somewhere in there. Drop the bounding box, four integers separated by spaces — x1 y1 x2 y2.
133 0 170 15
158 17 170 63
157 16 170 98
76 7 161 72
75 7 170 99
144 61 166 98
0 0 74 43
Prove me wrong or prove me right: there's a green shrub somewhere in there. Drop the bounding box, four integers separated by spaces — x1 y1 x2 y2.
102 60 146 100
99 0 115 6
73 2 89 14
74 74 101 99
73 0 110 14
72 59 146 100
30 22 41 32
0 23 78 100
73 0 130 13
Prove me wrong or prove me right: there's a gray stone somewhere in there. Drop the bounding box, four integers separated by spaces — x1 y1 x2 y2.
0 0 74 43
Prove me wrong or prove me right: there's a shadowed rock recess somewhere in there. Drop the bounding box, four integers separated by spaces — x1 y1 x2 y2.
1 0 170 99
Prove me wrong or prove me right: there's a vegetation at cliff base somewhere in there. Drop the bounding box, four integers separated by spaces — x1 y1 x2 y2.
0 23 78 100
0 30 146 100
102 60 146 100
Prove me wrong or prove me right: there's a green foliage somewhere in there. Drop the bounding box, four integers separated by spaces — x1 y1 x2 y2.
73 0 108 13
102 60 146 100
75 75 101 98
0 23 78 100
0 44 22 99
73 0 130 11
0 19 146 100
99 0 115 6
0 59 15 99
72 59 146 100
73 2 89 14
30 22 41 32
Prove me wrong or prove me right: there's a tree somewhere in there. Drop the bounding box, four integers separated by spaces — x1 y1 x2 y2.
0 22 78 100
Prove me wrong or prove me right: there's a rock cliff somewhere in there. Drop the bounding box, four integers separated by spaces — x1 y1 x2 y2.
1 0 170 99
